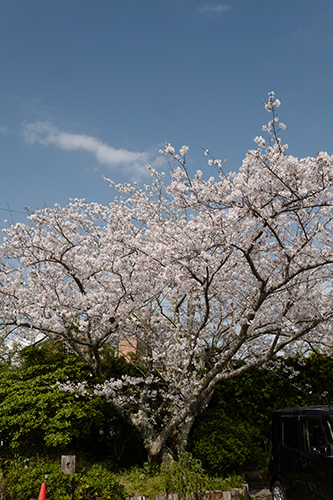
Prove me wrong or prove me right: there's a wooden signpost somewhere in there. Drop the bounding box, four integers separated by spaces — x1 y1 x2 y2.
61 455 76 474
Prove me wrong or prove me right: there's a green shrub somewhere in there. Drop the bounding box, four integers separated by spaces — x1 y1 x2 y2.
205 475 244 491
76 464 126 500
0 344 107 456
119 464 164 497
2 457 125 500
160 451 244 499
189 353 333 474
2 457 74 500
161 452 208 500
0 342 146 467
189 411 262 474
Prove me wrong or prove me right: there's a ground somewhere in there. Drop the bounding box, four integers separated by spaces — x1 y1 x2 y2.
252 488 271 499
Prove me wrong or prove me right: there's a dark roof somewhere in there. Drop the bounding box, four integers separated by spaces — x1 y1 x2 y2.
273 405 333 416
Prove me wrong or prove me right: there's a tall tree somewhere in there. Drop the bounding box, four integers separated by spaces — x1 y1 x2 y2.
1 93 333 463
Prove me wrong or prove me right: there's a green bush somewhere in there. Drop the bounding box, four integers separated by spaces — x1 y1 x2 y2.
76 464 126 500
2 457 126 500
0 343 107 456
0 342 146 467
205 475 244 491
2 455 245 500
2 457 74 500
189 412 262 475
161 452 208 500
189 353 333 474
119 463 164 497
161 452 243 499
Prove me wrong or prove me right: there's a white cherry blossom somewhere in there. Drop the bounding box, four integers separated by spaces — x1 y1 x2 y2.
1 94 333 463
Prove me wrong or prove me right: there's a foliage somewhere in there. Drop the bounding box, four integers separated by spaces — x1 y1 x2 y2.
2 457 72 500
119 457 244 498
0 343 102 456
2 93 333 462
0 342 146 466
189 411 262 474
161 452 209 500
189 353 333 474
2 457 126 500
205 475 244 491
76 464 127 500
118 463 164 497
160 452 243 499
2 456 244 500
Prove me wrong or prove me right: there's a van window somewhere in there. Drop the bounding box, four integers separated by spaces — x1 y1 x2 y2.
327 418 333 443
283 417 299 449
303 419 325 454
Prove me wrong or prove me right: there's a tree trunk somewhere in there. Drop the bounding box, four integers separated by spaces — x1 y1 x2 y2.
147 437 170 464
174 415 195 452
146 416 196 464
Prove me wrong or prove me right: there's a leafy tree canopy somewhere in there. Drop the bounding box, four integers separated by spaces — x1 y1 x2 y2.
0 342 145 464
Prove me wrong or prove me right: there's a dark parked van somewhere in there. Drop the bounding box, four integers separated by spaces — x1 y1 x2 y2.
269 406 333 500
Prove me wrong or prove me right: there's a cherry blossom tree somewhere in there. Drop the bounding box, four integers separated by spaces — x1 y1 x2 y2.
2 93 333 463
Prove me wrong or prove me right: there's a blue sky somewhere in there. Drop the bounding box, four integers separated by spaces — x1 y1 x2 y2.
1 0 333 224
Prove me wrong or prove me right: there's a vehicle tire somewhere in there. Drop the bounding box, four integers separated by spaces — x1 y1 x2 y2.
271 481 287 500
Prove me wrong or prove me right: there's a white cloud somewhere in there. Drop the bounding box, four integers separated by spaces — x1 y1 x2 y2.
22 121 153 176
197 4 229 15
0 126 8 135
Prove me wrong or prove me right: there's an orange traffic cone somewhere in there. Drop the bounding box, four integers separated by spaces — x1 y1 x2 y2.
37 482 46 500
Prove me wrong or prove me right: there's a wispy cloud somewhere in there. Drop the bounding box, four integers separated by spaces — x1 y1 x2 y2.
0 125 8 135
197 4 229 15
22 121 154 176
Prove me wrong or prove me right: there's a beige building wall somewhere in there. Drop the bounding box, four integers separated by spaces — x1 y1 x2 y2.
118 336 138 360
